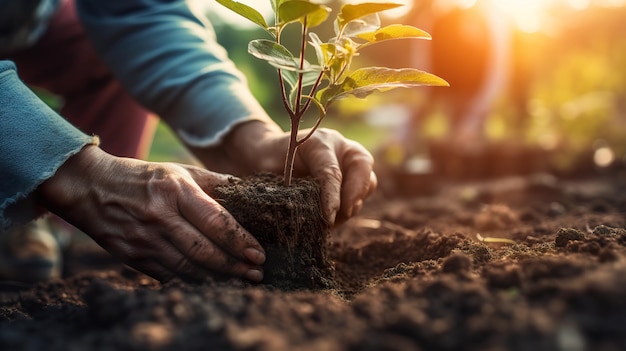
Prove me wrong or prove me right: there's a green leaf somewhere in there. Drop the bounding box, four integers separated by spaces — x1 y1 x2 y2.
341 13 380 37
272 0 289 13
215 0 268 29
308 32 325 66
278 1 331 28
281 70 321 89
248 39 323 72
356 24 431 45
281 70 299 89
248 39 298 69
302 94 327 118
318 67 449 106
337 3 403 32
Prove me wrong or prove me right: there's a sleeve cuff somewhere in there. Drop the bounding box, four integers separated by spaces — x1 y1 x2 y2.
0 60 99 233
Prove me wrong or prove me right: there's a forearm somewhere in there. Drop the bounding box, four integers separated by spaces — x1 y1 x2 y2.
0 60 97 233
76 0 274 147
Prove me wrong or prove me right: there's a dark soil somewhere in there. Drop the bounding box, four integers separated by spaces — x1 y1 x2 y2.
212 173 334 290
3 162 626 350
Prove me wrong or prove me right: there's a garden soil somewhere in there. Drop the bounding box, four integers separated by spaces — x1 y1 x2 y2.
2 166 626 350
212 174 334 291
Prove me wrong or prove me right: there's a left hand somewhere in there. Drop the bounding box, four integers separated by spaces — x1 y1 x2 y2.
188 120 377 226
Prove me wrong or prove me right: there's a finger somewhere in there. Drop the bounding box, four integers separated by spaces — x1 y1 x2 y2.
297 139 343 224
338 142 376 219
164 220 264 282
336 172 376 224
103 228 210 283
342 172 376 222
167 245 263 283
123 258 178 283
176 188 266 266
368 170 378 197
181 165 235 193
147 229 215 282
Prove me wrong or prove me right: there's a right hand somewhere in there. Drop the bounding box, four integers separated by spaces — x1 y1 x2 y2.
36 145 266 283
191 121 377 226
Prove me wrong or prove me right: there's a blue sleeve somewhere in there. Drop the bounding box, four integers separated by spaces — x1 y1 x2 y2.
76 0 274 147
0 60 98 234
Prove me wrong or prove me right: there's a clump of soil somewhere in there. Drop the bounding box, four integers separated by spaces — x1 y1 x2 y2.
212 173 333 290
554 227 586 247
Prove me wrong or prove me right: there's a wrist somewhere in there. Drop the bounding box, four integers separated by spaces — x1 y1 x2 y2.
36 145 108 213
190 119 284 175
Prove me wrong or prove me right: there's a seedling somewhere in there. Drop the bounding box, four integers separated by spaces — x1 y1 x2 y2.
216 0 449 185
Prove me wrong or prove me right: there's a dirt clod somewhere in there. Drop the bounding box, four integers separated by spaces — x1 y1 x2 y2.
441 253 472 275
213 173 333 290
555 228 586 248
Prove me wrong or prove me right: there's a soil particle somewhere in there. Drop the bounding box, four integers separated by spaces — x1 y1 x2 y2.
441 252 473 275
454 240 493 263
555 228 586 247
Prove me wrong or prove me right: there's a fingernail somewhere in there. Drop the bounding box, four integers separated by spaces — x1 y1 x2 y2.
328 212 336 225
325 206 336 224
244 269 264 282
244 248 266 265
353 200 364 216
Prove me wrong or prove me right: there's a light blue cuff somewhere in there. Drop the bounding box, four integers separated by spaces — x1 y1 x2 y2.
77 0 273 147
0 60 98 233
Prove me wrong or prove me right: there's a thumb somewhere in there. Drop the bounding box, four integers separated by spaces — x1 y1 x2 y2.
180 164 236 194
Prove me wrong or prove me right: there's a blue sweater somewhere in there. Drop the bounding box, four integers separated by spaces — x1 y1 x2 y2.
0 0 272 233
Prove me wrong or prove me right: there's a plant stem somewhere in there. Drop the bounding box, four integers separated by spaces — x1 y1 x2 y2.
277 69 294 117
283 119 299 186
301 72 325 115
296 109 324 144
283 18 309 186
294 18 308 116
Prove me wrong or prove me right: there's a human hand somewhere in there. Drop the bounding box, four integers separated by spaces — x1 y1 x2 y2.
36 145 266 283
190 121 377 225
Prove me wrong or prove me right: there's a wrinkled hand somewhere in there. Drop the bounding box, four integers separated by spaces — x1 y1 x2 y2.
36 145 266 283
291 128 377 224
190 121 377 225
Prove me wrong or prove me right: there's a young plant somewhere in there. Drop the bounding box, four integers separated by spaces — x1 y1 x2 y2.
216 0 449 185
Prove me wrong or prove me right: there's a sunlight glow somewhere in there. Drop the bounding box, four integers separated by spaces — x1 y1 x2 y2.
204 0 625 33
457 0 478 9
595 0 626 6
593 140 615 168
594 146 615 167
567 0 592 10
492 0 546 33
491 0 624 33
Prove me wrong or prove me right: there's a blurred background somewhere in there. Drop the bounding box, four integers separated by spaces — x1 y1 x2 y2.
147 0 626 180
